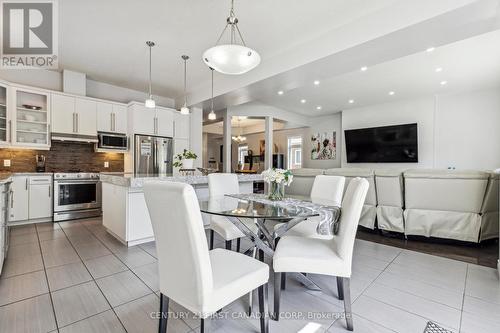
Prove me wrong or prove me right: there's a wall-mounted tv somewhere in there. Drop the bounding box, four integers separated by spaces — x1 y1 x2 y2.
345 123 418 163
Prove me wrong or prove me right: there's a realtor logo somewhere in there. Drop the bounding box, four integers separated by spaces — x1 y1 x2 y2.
1 0 58 68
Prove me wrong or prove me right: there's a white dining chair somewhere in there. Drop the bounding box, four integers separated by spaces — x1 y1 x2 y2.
276 175 346 238
272 177 369 331
207 173 258 251
144 181 270 333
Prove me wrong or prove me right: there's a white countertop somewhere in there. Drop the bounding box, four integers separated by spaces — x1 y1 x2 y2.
100 172 263 189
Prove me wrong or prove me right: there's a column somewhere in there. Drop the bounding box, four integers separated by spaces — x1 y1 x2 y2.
222 109 232 172
264 116 273 169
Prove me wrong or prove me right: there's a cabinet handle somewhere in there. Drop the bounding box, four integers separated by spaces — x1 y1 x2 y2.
173 120 175 137
112 113 116 131
76 113 79 133
25 178 28 190
48 185 51 197
110 113 113 131
10 190 13 208
72 113 76 133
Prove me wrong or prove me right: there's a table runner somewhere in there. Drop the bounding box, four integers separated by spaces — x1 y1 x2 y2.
227 193 341 236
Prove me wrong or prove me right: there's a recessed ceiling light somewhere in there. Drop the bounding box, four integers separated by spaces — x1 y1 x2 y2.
360 66 368 72
300 99 307 104
313 80 320 85
388 91 395 96
440 80 448 85
348 99 354 104
435 67 443 72
277 90 284 95
316 106 322 110
426 47 435 53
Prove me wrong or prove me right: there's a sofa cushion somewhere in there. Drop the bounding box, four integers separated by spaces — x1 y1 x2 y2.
325 168 374 177
404 169 489 180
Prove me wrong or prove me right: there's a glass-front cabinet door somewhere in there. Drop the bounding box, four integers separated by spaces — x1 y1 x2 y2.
12 87 51 149
0 83 8 144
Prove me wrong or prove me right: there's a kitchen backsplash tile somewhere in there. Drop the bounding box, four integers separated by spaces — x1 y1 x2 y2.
0 142 124 172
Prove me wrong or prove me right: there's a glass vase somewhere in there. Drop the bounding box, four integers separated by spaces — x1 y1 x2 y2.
268 182 285 201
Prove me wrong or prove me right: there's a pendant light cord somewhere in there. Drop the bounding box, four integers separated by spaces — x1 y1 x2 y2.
148 44 152 97
210 68 214 112
183 57 187 105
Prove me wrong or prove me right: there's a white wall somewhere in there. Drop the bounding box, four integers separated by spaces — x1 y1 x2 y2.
342 98 435 168
0 69 175 107
341 87 500 170
434 88 500 170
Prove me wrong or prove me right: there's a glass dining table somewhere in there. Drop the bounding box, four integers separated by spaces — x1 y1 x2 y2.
199 193 341 293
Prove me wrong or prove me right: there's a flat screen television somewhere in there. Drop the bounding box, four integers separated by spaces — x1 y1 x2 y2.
345 123 418 163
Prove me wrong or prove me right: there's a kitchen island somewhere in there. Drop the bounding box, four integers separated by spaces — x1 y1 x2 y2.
100 173 263 246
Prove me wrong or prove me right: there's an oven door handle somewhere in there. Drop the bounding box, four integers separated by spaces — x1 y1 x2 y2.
54 180 99 185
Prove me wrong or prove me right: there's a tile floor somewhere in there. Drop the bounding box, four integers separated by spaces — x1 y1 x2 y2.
0 218 499 333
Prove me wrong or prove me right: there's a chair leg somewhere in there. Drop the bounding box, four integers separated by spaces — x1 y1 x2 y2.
248 246 258 315
209 230 214 250
336 276 344 300
225 240 232 250
159 293 169 333
273 272 281 321
342 278 353 331
236 238 241 252
258 283 269 333
281 272 286 290
200 318 210 333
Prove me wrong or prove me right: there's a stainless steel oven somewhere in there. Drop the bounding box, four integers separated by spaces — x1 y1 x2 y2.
53 173 102 221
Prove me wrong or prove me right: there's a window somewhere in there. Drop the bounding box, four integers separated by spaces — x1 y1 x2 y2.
287 136 302 169
238 145 248 166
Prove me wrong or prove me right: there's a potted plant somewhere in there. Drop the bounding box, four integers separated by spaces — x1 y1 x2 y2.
173 149 198 169
261 168 293 201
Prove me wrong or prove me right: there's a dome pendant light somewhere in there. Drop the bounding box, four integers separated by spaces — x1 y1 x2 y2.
208 68 217 120
203 0 260 75
180 55 190 115
145 41 156 108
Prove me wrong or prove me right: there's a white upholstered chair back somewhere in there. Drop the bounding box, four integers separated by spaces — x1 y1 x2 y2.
310 175 345 207
144 182 213 312
333 177 369 261
208 173 240 196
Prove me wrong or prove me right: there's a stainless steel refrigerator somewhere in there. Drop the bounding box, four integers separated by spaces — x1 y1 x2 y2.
134 134 173 176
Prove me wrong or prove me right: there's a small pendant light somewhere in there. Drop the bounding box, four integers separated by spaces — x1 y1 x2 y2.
180 55 190 115
208 67 216 120
145 41 156 108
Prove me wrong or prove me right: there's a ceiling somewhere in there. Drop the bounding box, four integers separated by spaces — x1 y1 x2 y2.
194 0 500 115
258 29 500 116
58 0 398 101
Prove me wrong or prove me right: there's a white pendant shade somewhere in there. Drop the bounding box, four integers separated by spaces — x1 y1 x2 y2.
203 44 261 75
145 98 156 108
208 110 216 120
180 106 190 115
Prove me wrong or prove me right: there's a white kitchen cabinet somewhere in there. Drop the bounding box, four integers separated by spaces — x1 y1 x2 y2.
12 87 51 149
97 102 127 134
174 112 190 139
52 93 75 134
128 103 156 135
9 176 29 222
9 175 52 224
75 98 97 136
155 107 174 137
97 102 112 132
113 104 127 134
28 176 52 219
51 93 97 136
0 83 9 145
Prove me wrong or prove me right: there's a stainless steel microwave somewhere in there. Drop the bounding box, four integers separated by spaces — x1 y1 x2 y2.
97 132 128 151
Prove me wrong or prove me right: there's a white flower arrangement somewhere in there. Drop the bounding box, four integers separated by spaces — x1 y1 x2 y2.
262 168 293 186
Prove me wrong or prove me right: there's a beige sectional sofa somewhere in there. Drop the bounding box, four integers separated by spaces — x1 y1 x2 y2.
286 168 499 243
